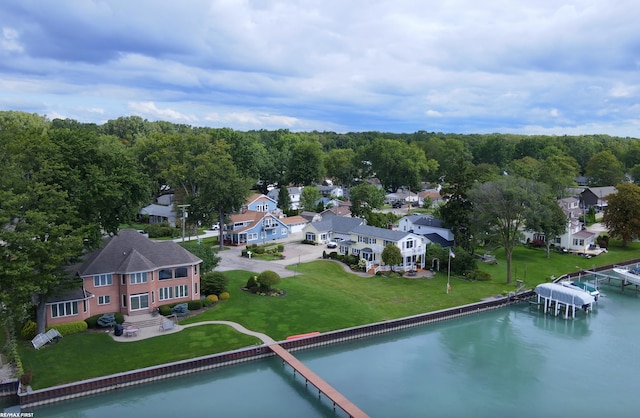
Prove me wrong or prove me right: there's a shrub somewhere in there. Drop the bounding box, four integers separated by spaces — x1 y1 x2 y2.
114 312 124 324
246 275 259 288
201 271 229 295
159 305 173 316
21 320 37 340
206 294 219 303
468 270 492 281
146 222 177 238
46 321 88 336
187 300 203 310
219 292 230 300
253 246 266 254
277 244 284 252
328 251 338 259
20 371 33 386
257 270 281 291
202 298 212 307
85 315 100 329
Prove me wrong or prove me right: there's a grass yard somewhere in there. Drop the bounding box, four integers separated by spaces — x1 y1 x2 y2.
16 239 640 389
19 325 259 389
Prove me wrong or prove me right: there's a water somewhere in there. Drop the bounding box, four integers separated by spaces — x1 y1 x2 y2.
24 282 640 417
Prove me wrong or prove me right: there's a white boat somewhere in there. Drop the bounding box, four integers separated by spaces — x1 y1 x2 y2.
612 266 640 286
561 280 600 301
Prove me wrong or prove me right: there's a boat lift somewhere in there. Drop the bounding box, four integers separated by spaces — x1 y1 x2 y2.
534 283 596 319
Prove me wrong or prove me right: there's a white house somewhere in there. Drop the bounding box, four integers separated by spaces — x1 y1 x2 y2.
267 186 304 210
398 214 454 247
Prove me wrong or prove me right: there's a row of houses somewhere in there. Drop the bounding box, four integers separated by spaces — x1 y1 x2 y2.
45 185 615 328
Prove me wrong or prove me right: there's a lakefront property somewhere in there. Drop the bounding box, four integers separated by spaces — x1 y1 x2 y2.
45 229 202 328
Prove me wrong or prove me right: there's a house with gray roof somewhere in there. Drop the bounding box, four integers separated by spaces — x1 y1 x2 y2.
46 229 202 328
302 217 365 244
398 214 454 247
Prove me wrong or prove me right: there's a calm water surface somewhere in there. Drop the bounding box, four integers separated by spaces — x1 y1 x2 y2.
26 280 640 418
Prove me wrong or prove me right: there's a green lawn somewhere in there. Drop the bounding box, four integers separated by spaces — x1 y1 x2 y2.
19 326 259 389
17 239 640 389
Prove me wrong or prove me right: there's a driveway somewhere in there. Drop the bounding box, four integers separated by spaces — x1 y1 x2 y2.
215 233 329 277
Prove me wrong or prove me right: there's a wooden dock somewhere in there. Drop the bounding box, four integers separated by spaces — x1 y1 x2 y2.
269 344 369 418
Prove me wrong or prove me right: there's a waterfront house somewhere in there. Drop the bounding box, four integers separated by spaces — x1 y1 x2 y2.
46 229 202 328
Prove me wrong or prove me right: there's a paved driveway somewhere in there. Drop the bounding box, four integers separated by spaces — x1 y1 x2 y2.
216 234 329 277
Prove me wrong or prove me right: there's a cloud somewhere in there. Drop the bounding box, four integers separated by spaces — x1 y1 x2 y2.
0 1 638 136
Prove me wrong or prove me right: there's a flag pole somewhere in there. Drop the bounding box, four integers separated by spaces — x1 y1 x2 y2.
447 250 451 294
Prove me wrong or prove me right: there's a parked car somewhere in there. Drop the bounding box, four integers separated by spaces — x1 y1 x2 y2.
392 201 403 208
327 241 338 249
210 223 220 231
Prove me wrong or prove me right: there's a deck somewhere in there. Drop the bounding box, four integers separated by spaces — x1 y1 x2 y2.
269 344 369 418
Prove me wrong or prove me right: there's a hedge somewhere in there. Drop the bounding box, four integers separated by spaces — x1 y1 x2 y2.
46 320 88 336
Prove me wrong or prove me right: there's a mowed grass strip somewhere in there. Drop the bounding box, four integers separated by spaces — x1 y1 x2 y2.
19 325 259 389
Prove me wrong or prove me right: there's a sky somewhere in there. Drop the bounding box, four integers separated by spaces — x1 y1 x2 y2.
1 1 639 136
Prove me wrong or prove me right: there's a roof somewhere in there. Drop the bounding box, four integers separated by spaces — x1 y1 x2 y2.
77 229 202 276
306 217 364 234
572 229 595 239
280 215 307 226
139 204 175 218
424 233 454 247
351 224 413 242
403 213 445 228
582 186 617 198
46 288 93 304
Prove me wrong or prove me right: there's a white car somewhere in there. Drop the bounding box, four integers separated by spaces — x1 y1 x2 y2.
327 241 338 249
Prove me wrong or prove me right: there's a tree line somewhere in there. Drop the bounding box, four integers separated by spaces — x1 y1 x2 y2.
2 110 640 329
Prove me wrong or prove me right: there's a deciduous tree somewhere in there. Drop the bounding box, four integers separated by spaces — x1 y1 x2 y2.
602 183 640 247
381 244 402 271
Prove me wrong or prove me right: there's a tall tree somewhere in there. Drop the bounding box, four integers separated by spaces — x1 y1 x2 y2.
538 154 580 198
602 183 640 247
287 141 325 186
585 150 624 186
350 183 385 219
324 148 358 187
470 177 545 284
365 138 438 192
438 157 476 252
300 186 321 212
525 196 568 258
278 186 292 211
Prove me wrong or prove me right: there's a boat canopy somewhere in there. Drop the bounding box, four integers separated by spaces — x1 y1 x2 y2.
535 283 596 306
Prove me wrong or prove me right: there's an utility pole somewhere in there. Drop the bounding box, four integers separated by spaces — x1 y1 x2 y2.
178 204 190 242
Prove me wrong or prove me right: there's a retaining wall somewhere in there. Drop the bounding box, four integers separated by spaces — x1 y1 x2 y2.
18 293 530 409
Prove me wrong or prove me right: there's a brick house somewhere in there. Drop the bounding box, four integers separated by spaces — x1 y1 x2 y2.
45 229 202 327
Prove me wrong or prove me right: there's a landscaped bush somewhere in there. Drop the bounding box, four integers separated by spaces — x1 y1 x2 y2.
253 246 266 254
146 222 177 238
159 305 173 316
201 271 229 295
277 244 284 252
468 270 492 281
246 275 259 288
21 320 37 340
202 298 212 307
219 292 230 300
206 294 219 303
187 300 203 310
86 312 124 328
46 321 88 336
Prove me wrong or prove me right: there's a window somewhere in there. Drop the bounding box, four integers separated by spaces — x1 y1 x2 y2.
129 272 148 284
406 240 414 249
306 232 316 241
98 295 111 305
195 282 198 294
281 228 287 235
175 284 188 298
94 274 113 287
159 269 172 280
130 293 149 311
256 203 268 212
122 294 127 308
351 248 360 255
175 267 188 278
159 287 173 301
51 301 78 318
248 233 258 240
555 237 562 244
194 264 199 275
358 235 366 243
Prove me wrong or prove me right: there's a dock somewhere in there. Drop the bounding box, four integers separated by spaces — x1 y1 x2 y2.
582 269 640 293
269 344 369 418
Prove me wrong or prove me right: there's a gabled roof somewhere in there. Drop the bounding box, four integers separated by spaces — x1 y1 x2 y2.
582 186 617 198
280 215 307 226
351 225 415 242
424 233 454 247
308 217 364 234
246 193 277 206
402 213 445 228
77 229 202 276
